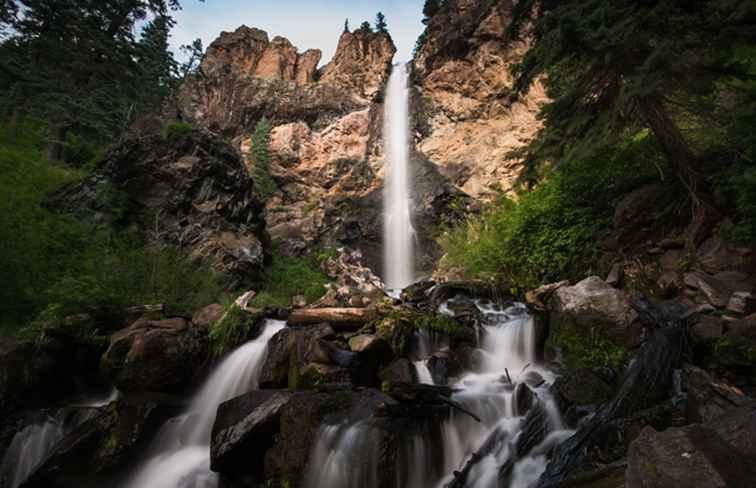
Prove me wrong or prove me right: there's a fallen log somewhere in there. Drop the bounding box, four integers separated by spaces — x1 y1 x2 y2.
287 307 378 331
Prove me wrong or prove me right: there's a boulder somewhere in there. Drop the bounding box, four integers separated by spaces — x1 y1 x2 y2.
100 318 209 393
553 368 616 407
605 263 624 287
548 276 640 345
626 407 756 488
52 129 269 284
258 324 338 388
690 315 725 340
379 358 415 386
684 365 755 424
684 271 735 308
210 390 294 476
191 303 224 329
696 237 752 274
525 281 569 312
613 184 669 236
348 334 379 352
657 271 683 297
728 313 756 340
727 292 756 316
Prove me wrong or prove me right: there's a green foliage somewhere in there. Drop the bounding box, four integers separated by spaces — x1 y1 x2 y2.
249 117 276 200
375 12 388 33
0 124 225 336
441 136 660 290
209 304 261 356
249 254 328 309
359 21 373 33
422 0 443 22
549 326 629 371
163 120 193 140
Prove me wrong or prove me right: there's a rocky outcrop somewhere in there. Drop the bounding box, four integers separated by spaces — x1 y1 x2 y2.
320 29 395 100
412 0 547 199
100 317 209 393
54 129 269 283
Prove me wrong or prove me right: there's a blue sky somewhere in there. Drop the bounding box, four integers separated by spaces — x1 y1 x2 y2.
170 0 426 63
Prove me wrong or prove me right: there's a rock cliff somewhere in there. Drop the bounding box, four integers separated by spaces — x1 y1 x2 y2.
412 0 545 199
176 25 460 274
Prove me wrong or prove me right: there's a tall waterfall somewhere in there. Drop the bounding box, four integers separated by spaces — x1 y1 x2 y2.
383 62 415 290
123 319 286 488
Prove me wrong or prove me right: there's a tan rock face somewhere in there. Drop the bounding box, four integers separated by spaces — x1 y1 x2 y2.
320 30 396 101
200 25 322 86
413 0 546 199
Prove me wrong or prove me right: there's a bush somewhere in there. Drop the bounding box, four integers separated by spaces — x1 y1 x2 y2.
163 120 193 140
439 134 661 291
209 304 262 356
248 253 328 309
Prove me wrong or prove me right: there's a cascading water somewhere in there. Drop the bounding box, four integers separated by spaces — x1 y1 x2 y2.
122 319 285 488
304 298 572 488
383 62 415 291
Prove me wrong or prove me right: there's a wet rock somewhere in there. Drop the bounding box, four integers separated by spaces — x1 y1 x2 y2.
101 317 208 393
606 263 623 287
401 278 436 304
211 390 294 476
427 356 449 386
379 358 415 386
348 334 380 353
548 276 640 345
191 304 224 329
53 130 269 284
522 371 545 388
513 383 534 416
429 280 511 307
539 298 687 486
684 365 755 424
447 343 478 378
626 407 756 488
525 281 569 312
258 324 334 389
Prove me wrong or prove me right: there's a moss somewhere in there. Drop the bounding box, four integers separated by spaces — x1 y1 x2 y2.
209 305 262 356
714 335 756 368
163 121 193 140
549 326 629 371
249 253 328 309
287 349 301 390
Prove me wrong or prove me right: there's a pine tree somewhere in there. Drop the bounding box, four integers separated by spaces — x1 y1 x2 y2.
375 12 387 33
422 0 441 24
508 0 756 243
179 38 204 80
137 15 179 111
359 21 373 34
344 18 350 33
249 117 276 200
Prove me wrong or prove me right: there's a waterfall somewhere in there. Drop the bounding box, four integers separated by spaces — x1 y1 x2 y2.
122 319 285 488
383 62 415 291
303 300 571 488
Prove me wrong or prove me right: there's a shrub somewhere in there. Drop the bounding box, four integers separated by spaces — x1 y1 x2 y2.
209 303 262 356
163 120 193 140
249 253 328 309
439 134 661 291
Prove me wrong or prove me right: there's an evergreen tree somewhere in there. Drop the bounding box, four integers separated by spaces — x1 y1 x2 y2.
344 18 349 33
359 21 373 33
179 38 204 80
375 12 387 33
137 15 178 111
422 0 441 24
508 0 756 243
249 116 276 200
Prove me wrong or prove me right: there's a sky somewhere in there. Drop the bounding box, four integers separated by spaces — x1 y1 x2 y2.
169 0 426 63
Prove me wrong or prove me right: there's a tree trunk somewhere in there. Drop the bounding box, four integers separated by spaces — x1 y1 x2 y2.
287 307 378 331
45 125 68 162
637 93 716 246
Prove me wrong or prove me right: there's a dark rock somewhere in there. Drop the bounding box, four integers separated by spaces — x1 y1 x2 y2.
538 298 687 486
513 383 534 416
691 315 725 340
447 343 477 378
553 368 615 408
100 317 209 393
684 271 735 308
727 292 756 316
211 390 294 476
379 358 415 385
626 407 756 488
192 304 225 329
657 271 683 297
258 324 334 389
696 237 752 275
400 278 436 304
605 263 623 287
522 371 545 388
52 130 269 284
548 276 641 346
429 280 511 307
427 356 449 386
684 365 756 424
728 313 756 340
525 281 570 312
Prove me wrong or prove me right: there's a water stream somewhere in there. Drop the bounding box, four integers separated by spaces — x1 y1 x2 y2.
383 62 415 291
305 298 571 488
122 319 285 488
